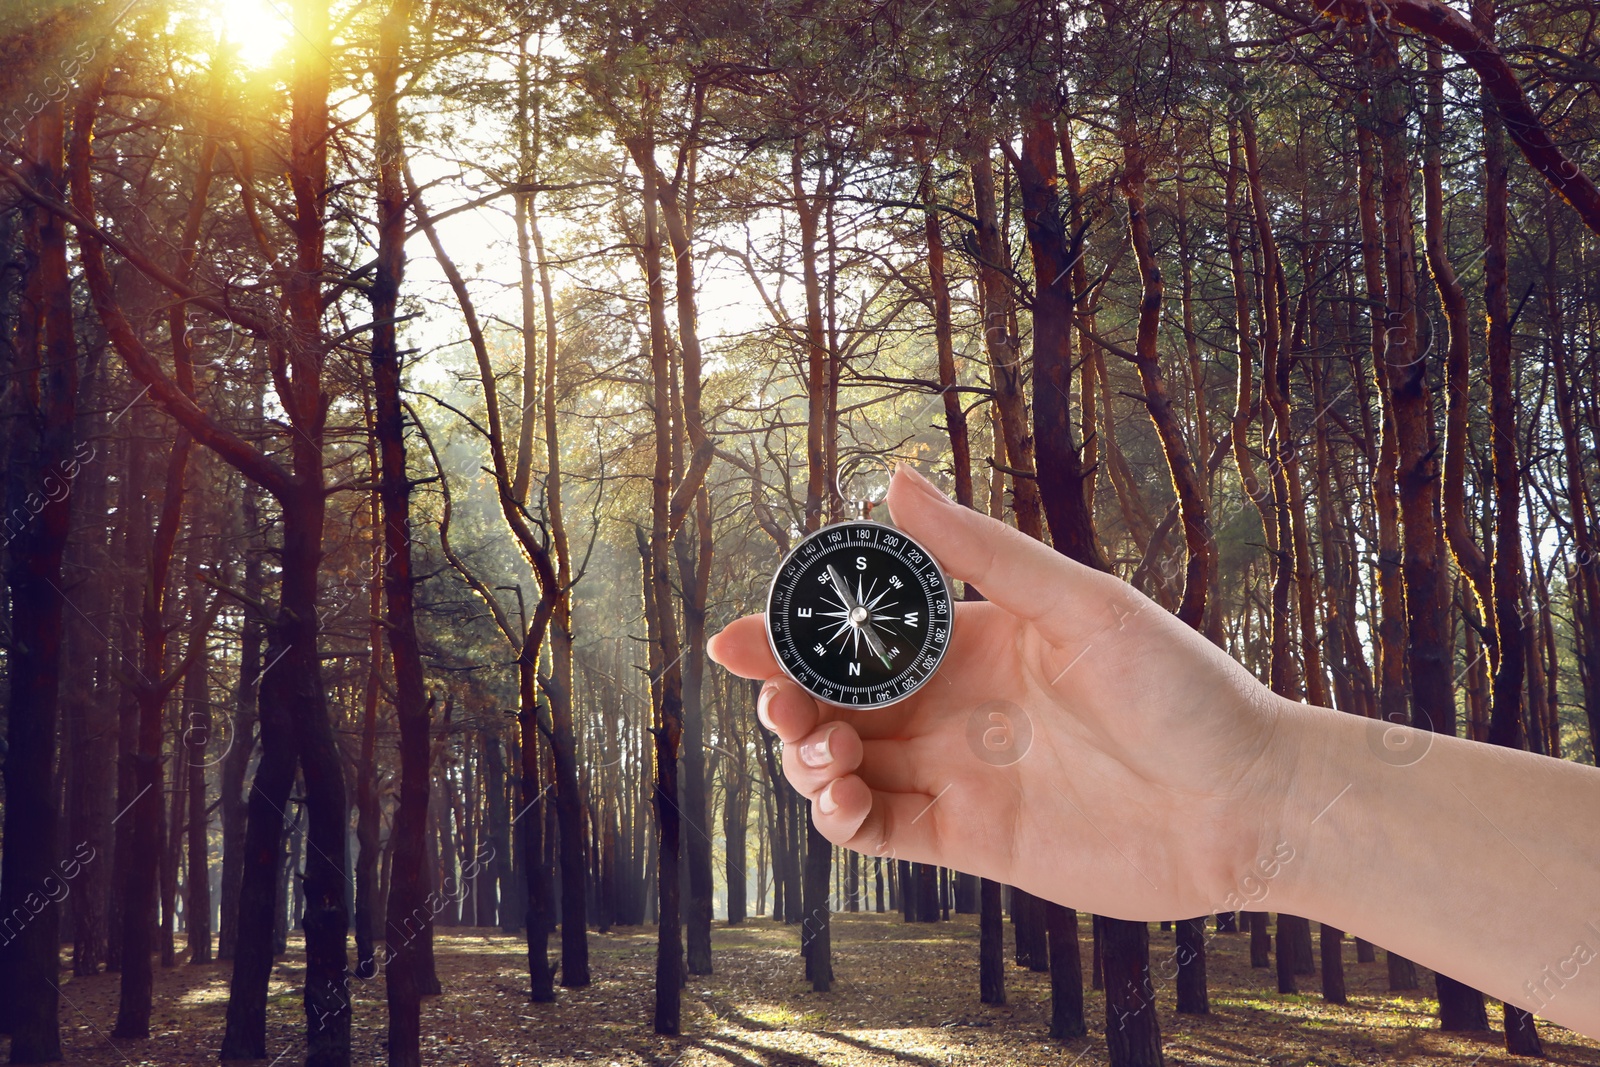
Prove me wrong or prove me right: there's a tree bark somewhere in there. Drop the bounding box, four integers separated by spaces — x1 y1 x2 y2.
968 148 1042 539
483 732 514 933
531 86 592 991
1471 1 1542 1051
1374 27 1470 1019
1426 44 1493 633
721 686 751 925
1544 204 1600 765
1116 117 1214 628
113 417 191 1037
0 94 80 1063
65 400 111 981
792 139 835 994
979 878 1006 1004
371 5 436 1059
1009 106 1156 1067
1320 924 1348 1005
678 488 716 974
218 473 263 963
636 131 689 1031
185 602 213 965
1048 903 1087 1037
922 158 971 509
354 423 385 976
1248 912 1271 968
107 422 149 976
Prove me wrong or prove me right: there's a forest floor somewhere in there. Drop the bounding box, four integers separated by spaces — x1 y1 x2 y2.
20 912 1600 1065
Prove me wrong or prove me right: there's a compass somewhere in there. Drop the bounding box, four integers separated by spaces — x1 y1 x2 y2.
765 520 954 709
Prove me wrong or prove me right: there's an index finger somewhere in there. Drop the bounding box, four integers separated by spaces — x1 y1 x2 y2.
707 613 917 741
886 463 1126 649
706 612 781 680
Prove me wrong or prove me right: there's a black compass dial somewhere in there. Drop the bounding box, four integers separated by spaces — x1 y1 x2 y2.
765 520 953 709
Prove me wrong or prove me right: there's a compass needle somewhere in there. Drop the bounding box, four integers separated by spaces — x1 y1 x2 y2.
861 620 893 669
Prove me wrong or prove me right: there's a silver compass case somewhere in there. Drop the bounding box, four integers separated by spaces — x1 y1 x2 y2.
763 519 955 709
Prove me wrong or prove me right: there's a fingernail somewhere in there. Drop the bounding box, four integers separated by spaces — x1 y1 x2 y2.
897 462 954 506
757 682 779 730
799 726 835 769
818 780 839 815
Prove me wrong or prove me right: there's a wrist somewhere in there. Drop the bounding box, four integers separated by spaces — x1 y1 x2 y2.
1245 691 1355 923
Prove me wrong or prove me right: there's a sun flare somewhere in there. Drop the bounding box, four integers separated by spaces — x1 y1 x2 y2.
207 0 294 70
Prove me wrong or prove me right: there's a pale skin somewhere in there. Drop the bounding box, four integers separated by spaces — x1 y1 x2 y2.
708 463 1600 1040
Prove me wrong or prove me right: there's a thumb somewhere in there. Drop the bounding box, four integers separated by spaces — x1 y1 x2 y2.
884 463 1122 648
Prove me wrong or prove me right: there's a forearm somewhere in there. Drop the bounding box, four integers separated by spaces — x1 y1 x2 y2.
1272 696 1600 1036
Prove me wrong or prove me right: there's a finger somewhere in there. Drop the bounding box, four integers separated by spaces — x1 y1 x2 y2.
707 614 778 679
811 776 943 867
713 614 923 742
758 672 921 743
757 675 822 744
885 463 1128 648
781 721 863 799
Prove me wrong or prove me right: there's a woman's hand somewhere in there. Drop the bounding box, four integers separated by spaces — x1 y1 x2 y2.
712 463 1600 1039
708 463 1305 922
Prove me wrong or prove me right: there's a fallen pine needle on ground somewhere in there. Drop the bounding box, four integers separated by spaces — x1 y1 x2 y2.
22 912 1599 1066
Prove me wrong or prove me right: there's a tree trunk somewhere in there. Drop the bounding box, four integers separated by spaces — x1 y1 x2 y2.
1116 117 1214 628
1350 57 1422 998
968 148 1041 539
1100 916 1164 1067
371 6 434 1058
278 5 352 1052
1248 912 1271 969
1010 106 1156 1067
1426 44 1493 639
1373 25 1485 1032
1117 115 1216 1018
0 95 79 1062
722 690 751 926
635 135 689 1030
1349 34 1414 748
219 623 298 1057
107 423 150 976
518 654 555 1001
1471 2 1542 1051
979 878 1006 1004
65 408 111 980
529 122 592 992
678 491 715 975
484 733 514 933
922 157 972 510
185 606 213 965
1545 204 1600 767
218 475 263 963
353 426 385 976
162 660 185 969
114 418 190 1036
1275 914 1298 995
1014 889 1047 968
280 803 301 956
1047 903 1087 1038
1171 916 1208 1014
